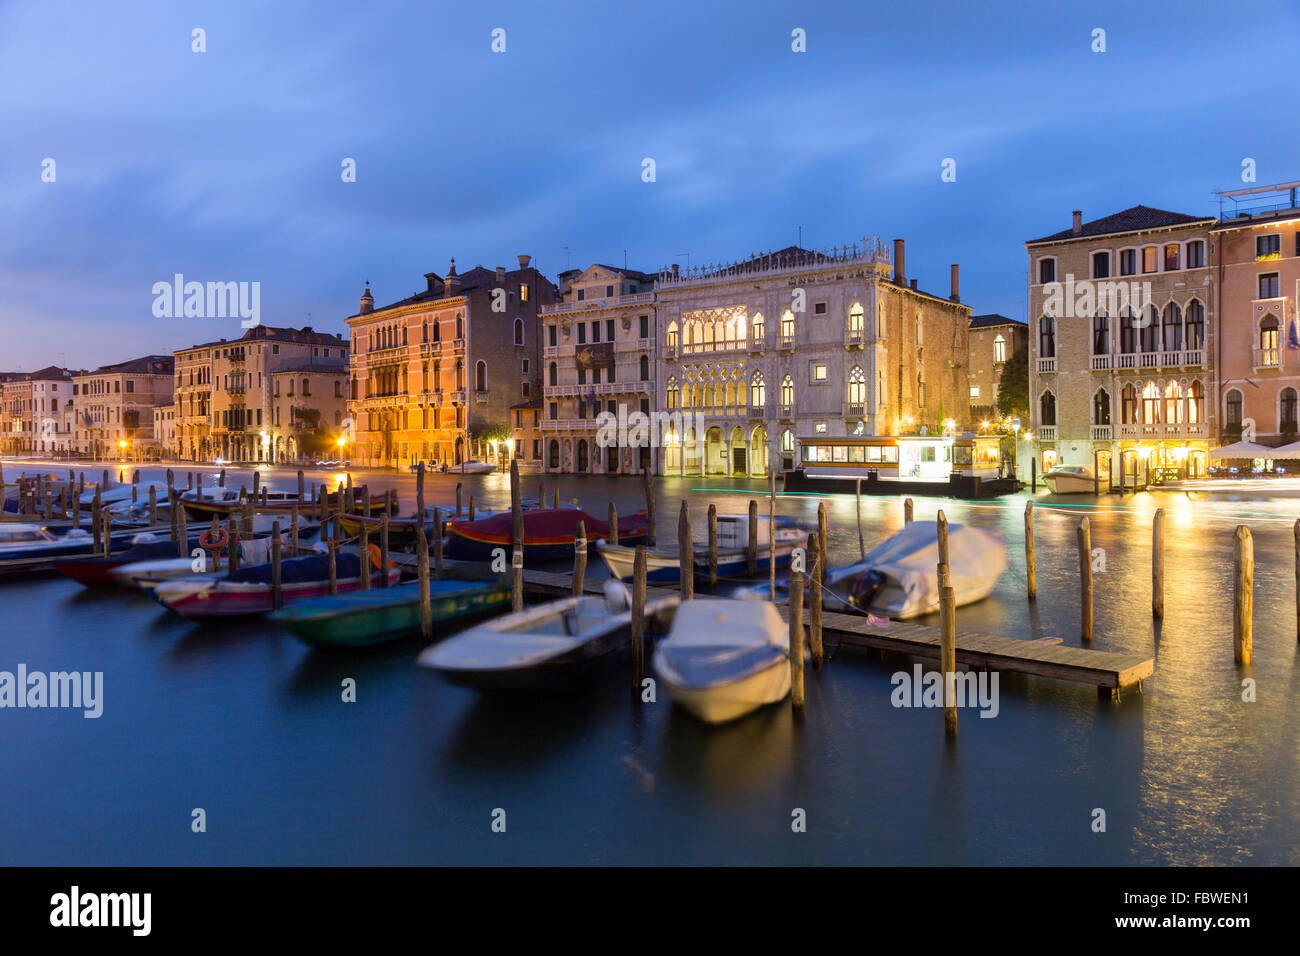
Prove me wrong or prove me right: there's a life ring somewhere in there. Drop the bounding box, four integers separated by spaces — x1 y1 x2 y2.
199 528 229 551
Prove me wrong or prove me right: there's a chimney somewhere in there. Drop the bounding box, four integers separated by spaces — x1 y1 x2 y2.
359 281 374 315
1072 210 1083 234
671 263 680 279
423 272 439 294
517 254 531 270
445 258 458 294
893 238 905 285
909 278 917 291
495 265 506 283
950 264 960 303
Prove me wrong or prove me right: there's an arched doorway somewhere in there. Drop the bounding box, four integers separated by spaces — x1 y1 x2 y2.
749 426 768 477
728 426 747 475
704 427 727 476
576 439 589 472
548 440 560 471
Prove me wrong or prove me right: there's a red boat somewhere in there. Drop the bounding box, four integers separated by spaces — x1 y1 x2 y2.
445 508 648 562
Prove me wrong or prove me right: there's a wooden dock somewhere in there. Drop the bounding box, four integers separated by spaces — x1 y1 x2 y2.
807 609 1153 699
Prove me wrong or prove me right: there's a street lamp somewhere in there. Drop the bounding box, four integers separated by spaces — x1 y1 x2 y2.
1011 417 1021 480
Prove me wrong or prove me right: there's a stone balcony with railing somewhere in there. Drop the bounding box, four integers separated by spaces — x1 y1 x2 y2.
544 380 652 400
1253 347 1281 370
539 291 655 316
653 238 891 288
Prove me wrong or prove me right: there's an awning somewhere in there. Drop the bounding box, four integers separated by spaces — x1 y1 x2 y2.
1210 441 1278 460
1263 440 1300 460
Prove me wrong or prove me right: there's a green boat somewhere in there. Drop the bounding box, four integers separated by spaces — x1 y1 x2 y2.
270 579 510 648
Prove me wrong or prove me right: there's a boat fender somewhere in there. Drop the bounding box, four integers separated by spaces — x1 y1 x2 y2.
603 579 632 611
367 542 395 571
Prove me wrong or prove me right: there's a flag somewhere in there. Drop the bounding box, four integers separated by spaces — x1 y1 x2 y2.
1289 319 1300 350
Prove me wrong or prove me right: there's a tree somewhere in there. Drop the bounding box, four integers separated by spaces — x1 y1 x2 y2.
997 342 1029 421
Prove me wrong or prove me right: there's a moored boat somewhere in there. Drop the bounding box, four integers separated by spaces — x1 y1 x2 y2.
653 598 791 724
270 579 511 648
418 582 678 690
1043 463 1100 494
595 513 808 584
457 460 497 474
54 534 198 586
180 487 394 523
151 552 400 619
445 507 648 562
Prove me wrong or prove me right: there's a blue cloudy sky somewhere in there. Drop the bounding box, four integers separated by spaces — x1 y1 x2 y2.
3 0 1298 370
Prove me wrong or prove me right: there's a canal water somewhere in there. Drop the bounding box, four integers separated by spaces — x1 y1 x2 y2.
2 461 1298 864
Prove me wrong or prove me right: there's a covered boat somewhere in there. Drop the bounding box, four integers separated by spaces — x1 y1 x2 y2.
0 523 145 575
180 487 393 523
54 534 195 586
759 520 1006 619
1043 463 1100 494
653 599 791 724
445 507 648 562
418 581 678 690
152 552 400 619
271 579 511 648
595 513 808 584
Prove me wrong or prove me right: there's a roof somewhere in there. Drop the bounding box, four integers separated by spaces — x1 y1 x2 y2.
1026 205 1214 245
362 264 557 315
181 325 347 352
969 313 1025 329
82 354 174 376
591 264 655 282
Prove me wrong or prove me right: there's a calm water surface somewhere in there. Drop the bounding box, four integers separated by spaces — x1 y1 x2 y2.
2 461 1298 864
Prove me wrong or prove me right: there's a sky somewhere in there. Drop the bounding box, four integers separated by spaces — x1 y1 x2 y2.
3 0 1298 371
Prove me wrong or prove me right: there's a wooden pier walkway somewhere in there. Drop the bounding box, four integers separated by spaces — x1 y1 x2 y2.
804 609 1153 698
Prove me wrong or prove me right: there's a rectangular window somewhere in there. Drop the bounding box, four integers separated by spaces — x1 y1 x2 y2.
1142 247 1158 273
1092 252 1109 279
1164 243 1180 271
814 302 827 315
1260 273 1280 299
576 289 585 301
639 315 648 338
577 324 586 344
1257 234 1281 257
1038 259 1055 284
605 285 614 297
606 319 615 341
591 321 599 342
548 326 557 346
520 284 529 302
1120 249 1136 276
970 386 980 398
811 363 827 382
1186 241 1204 268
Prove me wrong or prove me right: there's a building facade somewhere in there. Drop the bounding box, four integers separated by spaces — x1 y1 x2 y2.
1025 206 1216 481
269 364 349 462
173 343 214 461
345 257 557 469
0 376 32 456
1211 182 1300 447
71 355 175 459
509 400 543 473
152 404 177 459
654 240 971 477
967 314 1027 421
540 264 656 474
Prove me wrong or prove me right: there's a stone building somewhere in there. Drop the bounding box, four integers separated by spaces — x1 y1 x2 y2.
0 375 32 456
173 342 214 461
152 404 177 459
71 355 175 459
345 257 557 469
0 366 78 457
1025 206 1216 481
540 264 656 474
1211 181 1300 448
205 325 347 463
655 239 971 477
967 314 1027 421
509 400 543 473
269 363 349 462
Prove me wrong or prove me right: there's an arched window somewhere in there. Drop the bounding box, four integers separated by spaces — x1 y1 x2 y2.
1142 382 1160 423
514 318 524 346
422 321 428 343
751 312 764 343
1164 380 1183 425
781 310 795 344
876 300 886 339
666 321 679 350
1120 309 1136 354
1162 303 1182 352
1039 390 1056 426
781 374 794 410
1260 315 1281 364
402 325 408 345
548 362 557 386
1093 389 1111 425
432 321 440 341
1188 380 1204 423
302 378 310 397
750 371 765 408
1139 305 1159 353
994 333 1008 363
1186 300 1205 350
848 302 864 334
639 355 649 380
847 366 866 408
1121 383 1137 424
456 315 464 338
548 440 560 469
1038 315 1055 357
1092 313 1108 356
1282 387 1298 433
781 429 794 452
1225 388 1243 428
666 377 678 410
474 362 486 391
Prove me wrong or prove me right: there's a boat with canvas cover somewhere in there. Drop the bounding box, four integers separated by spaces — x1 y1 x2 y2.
334 500 547 552
108 531 311 590
595 513 807 584
270 579 511 648
54 533 200 586
418 581 679 690
445 507 648 562
180 487 393 523
750 520 1007 619
0 524 158 576
653 598 791 724
151 552 400 619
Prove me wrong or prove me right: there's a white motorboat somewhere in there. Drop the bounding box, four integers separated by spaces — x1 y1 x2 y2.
1043 464 1100 494
653 598 791 725
109 556 219 590
419 581 678 691
457 460 497 475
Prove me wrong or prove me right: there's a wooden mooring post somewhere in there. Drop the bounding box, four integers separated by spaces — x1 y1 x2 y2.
746 500 758 577
643 468 656 547
940 584 957 737
1025 500 1036 601
817 501 828 585
227 519 240 573
707 504 718 588
808 534 823 669
608 502 619 546
1078 517 1093 643
432 507 444 579
1152 508 1165 618
678 500 693 599
789 566 805 712
91 488 102 555
415 464 432 639
378 512 390 587
856 478 865 558
456 482 462 517
631 546 647 688
1234 525 1253 665
904 497 913 524
510 459 523 612
768 471 777 599
573 520 587 597
936 508 950 587
327 539 338 595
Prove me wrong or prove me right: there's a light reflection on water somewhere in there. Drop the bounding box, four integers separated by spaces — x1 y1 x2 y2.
1 461 1298 864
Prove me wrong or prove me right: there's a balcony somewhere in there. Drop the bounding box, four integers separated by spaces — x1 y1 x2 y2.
1036 357 1057 373
540 418 598 431
539 291 655 316
1253 347 1281 370
748 403 766 417
1117 424 1139 439
843 401 866 418
636 337 652 351
543 345 560 359
1140 424 1162 438
749 334 765 354
419 341 440 357
778 334 795 351
368 345 407 363
475 389 489 404
1036 425 1057 441
449 389 467 404
1090 425 1112 441
779 403 795 419
845 328 865 349
361 393 404 409
1090 354 1113 371
665 344 679 360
